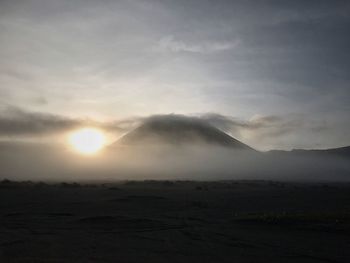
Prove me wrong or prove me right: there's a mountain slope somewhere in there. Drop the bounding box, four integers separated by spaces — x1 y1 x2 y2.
114 115 254 150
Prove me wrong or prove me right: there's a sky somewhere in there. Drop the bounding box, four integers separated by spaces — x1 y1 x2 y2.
0 0 349 150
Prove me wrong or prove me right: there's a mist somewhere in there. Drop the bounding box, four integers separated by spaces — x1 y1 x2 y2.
0 141 348 182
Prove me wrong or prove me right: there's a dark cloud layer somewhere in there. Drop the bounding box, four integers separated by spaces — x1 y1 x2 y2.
0 106 132 136
0 107 80 136
1 107 347 150
0 108 293 137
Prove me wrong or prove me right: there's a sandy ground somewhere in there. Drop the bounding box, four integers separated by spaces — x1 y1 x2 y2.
0 180 349 262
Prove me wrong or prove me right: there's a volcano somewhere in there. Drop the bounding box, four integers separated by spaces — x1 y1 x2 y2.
114 115 254 150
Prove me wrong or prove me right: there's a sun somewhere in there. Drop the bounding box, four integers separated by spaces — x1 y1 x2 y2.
69 128 106 155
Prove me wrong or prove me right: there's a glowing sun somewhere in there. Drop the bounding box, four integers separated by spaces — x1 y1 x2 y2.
69 128 106 154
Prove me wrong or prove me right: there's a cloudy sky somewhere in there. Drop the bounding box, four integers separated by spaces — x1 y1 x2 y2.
0 0 349 150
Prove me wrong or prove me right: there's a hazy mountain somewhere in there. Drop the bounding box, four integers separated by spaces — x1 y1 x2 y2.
114 115 254 150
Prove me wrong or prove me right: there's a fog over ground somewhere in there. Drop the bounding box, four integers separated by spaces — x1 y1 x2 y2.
0 113 349 182
0 141 349 182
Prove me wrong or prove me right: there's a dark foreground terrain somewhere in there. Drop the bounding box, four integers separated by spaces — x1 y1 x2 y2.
0 180 350 263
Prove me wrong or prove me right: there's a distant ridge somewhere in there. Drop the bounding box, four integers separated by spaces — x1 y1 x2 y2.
291 146 350 157
113 115 254 150
268 146 350 158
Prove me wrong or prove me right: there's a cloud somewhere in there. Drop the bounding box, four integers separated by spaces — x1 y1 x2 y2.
30 96 48 106
1 0 349 126
158 35 239 53
199 113 338 150
0 106 83 136
0 108 347 151
0 109 278 138
201 112 311 134
0 106 138 137
200 113 288 132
